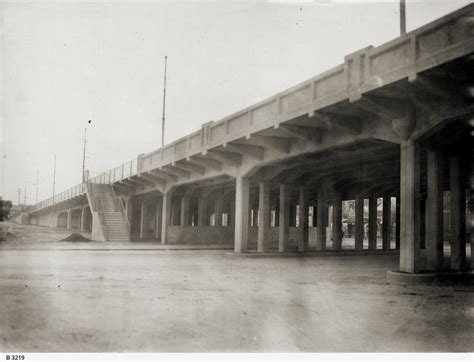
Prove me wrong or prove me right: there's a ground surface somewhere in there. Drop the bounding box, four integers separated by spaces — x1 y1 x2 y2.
0 222 473 352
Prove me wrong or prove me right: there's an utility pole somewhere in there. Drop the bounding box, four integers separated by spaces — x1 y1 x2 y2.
18 187 21 206
400 0 406 35
35 169 39 204
24 183 27 206
53 155 56 202
82 127 87 183
161 55 168 150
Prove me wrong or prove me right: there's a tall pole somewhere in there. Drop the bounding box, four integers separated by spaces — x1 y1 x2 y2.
400 0 406 35
35 169 39 204
18 187 21 206
82 127 87 183
53 154 56 202
24 183 27 206
161 55 168 150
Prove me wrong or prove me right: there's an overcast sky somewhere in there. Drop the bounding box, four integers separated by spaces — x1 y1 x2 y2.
0 0 470 204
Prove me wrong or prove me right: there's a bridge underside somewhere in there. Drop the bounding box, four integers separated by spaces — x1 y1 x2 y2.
19 5 474 275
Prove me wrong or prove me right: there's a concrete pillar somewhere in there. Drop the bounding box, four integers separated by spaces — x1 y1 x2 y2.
382 195 391 250
180 196 190 226
298 187 309 252
198 198 207 226
355 194 364 250
316 193 326 251
80 207 86 232
257 182 270 253
234 177 250 253
399 141 421 273
426 150 444 271
140 200 148 239
155 198 162 239
66 209 72 230
368 196 377 250
215 198 224 227
450 156 466 270
394 198 399 250
332 194 342 250
161 193 172 245
279 184 290 252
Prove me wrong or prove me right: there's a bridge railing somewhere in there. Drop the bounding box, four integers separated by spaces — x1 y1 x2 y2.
30 4 474 213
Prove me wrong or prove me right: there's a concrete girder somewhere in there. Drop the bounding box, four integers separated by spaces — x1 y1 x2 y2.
293 158 400 187
161 165 191 179
150 170 178 183
240 134 290 154
273 124 321 144
408 74 453 99
309 112 362 134
351 95 410 122
130 176 156 188
222 143 264 161
186 156 223 172
173 161 205 175
140 172 167 186
202 149 242 167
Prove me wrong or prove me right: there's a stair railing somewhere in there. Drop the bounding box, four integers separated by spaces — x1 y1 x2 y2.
94 195 110 241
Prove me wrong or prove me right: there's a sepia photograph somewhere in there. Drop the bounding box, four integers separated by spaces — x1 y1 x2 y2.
0 0 473 360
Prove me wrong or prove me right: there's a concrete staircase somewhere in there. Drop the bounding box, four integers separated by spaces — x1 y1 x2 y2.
90 184 130 242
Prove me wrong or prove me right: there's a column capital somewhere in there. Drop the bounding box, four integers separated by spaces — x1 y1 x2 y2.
392 104 416 141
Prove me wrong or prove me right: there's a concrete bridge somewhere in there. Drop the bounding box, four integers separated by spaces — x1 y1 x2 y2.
14 5 474 275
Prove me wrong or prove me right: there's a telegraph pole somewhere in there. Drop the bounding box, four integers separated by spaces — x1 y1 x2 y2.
161 55 168 150
35 169 39 204
24 183 27 206
400 0 406 35
82 127 87 183
53 155 56 201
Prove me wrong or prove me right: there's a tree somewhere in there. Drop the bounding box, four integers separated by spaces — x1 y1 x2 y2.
0 200 13 221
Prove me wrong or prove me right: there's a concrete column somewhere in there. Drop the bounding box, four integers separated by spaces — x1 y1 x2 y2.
80 207 86 232
426 150 444 271
395 196 400 250
382 195 391 250
368 196 377 250
279 184 290 252
198 198 208 226
332 193 343 250
316 193 326 251
140 200 148 239
66 209 72 230
399 141 421 273
257 182 270 253
298 187 309 252
354 194 364 250
234 177 250 253
215 198 224 227
155 198 162 239
180 196 190 226
450 156 466 270
125 199 133 237
161 193 172 245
